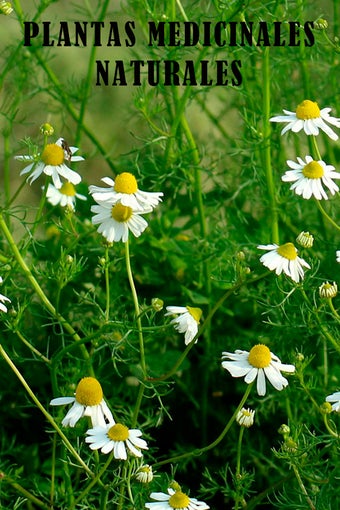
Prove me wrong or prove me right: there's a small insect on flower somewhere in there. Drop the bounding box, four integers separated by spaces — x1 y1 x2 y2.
60 139 73 162
15 137 84 188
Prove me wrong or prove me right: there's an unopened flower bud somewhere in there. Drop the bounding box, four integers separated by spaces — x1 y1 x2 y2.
0 1 13 15
278 424 290 436
320 402 332 415
236 407 255 428
313 19 328 30
296 231 314 248
40 123 54 136
319 281 338 299
152 298 164 311
135 464 153 483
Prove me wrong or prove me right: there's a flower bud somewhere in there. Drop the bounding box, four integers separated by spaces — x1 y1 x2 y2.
0 1 13 15
40 123 54 136
152 297 164 311
319 281 338 299
296 231 314 248
313 19 328 30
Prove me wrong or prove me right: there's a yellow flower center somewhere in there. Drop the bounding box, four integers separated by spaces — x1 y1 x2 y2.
60 182 76 196
41 143 65 166
168 491 190 509
295 100 320 120
302 161 324 179
248 344 271 368
277 242 298 261
75 377 103 406
107 423 129 441
114 172 138 194
111 203 133 222
186 306 202 323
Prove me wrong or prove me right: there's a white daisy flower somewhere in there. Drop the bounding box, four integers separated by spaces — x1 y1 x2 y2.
326 391 340 413
135 464 154 483
336 251 340 263
258 242 311 283
145 488 210 510
50 377 113 428
319 281 338 299
270 99 340 140
0 277 11 313
85 421 148 459
282 156 340 200
236 407 255 428
91 200 151 243
46 182 87 210
89 173 163 211
221 344 295 396
165 306 202 345
15 138 83 188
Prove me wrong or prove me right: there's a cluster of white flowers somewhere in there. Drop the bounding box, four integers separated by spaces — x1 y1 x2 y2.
50 376 148 460
89 173 163 243
16 137 86 210
270 100 340 200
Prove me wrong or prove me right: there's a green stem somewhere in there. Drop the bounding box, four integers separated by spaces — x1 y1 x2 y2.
125 240 146 377
0 344 94 478
327 298 340 320
104 246 111 323
154 383 253 467
15 329 51 364
300 288 340 354
72 452 115 508
314 199 340 232
1 473 50 510
234 426 245 510
262 47 279 244
0 212 93 370
291 464 316 510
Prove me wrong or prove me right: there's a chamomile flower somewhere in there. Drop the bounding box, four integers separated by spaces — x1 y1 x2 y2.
136 464 154 483
85 421 148 459
258 243 310 283
236 407 255 428
282 156 340 200
296 231 314 248
165 306 202 345
16 138 83 188
336 251 340 263
145 488 210 510
46 182 87 210
50 377 113 428
89 173 163 211
91 200 151 243
221 344 295 396
325 392 340 413
0 277 11 313
319 281 338 299
270 99 340 140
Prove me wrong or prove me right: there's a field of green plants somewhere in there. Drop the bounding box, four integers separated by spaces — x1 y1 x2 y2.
0 1 340 508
